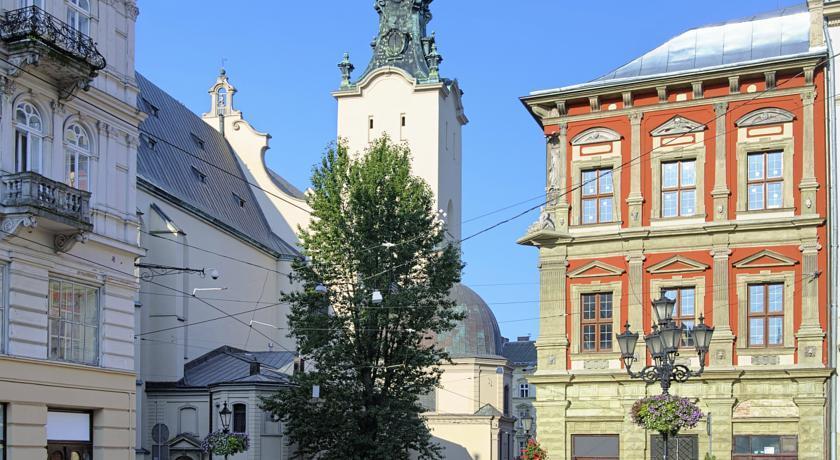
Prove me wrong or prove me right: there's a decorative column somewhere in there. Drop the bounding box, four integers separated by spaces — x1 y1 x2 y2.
537 254 569 372
626 251 645 353
799 85 819 216
627 112 644 227
709 246 735 368
547 123 569 233
794 375 828 458
711 102 730 221
796 239 824 366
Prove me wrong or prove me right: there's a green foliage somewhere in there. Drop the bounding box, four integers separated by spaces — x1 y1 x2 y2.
631 394 703 436
704 453 717 460
520 438 548 460
201 431 249 456
261 137 463 460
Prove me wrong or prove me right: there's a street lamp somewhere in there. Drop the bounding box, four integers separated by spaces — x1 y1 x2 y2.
219 401 232 433
521 414 534 440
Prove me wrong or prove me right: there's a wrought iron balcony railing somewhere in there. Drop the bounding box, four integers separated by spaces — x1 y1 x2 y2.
0 6 105 71
1 171 92 229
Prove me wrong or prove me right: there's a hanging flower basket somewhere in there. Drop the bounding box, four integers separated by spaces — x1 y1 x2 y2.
520 438 548 460
201 430 250 456
631 394 702 436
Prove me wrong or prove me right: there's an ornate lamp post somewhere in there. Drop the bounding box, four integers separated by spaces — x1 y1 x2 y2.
218 401 232 459
521 414 534 440
616 296 714 460
616 296 714 394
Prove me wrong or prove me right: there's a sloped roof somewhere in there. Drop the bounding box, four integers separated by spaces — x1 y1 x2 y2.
501 340 536 366
532 4 821 94
434 284 504 359
149 346 295 388
135 73 299 259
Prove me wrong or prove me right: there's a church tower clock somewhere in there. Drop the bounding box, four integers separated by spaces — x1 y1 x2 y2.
333 0 468 241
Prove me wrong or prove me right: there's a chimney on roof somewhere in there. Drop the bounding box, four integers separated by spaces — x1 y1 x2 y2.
249 361 261 376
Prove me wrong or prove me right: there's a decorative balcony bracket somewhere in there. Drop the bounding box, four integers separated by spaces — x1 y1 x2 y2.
54 231 86 253
0 214 37 240
0 6 107 101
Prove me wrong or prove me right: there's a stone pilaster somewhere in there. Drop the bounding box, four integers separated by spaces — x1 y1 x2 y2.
709 246 735 368
620 383 647 458
627 111 644 227
533 398 569 458
796 239 824 366
795 397 826 459
537 254 569 372
711 102 730 221
547 123 569 232
626 252 646 353
704 398 735 459
799 88 819 215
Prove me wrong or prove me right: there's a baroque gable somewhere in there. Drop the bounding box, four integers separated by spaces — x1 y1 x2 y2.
568 260 625 278
650 115 706 137
647 255 709 274
732 249 798 268
570 127 621 146
735 108 795 127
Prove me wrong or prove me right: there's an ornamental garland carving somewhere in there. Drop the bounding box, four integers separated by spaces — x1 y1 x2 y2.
735 107 795 127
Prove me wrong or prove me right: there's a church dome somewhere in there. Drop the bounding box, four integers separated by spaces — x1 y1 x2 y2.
434 283 504 358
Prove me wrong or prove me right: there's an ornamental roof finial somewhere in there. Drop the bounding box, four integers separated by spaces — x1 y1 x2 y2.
338 53 355 89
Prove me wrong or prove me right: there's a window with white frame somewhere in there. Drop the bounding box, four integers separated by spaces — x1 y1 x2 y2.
48 279 99 364
747 151 783 211
19 0 44 8
65 123 91 190
661 160 696 218
66 0 90 36
519 383 529 398
748 283 784 347
14 102 43 174
661 287 696 347
581 168 614 224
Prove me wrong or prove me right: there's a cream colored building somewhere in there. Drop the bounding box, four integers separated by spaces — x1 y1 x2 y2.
133 70 307 460
520 3 831 459
0 1 144 459
501 337 537 454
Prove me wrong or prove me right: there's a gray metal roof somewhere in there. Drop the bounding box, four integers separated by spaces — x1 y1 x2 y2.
501 340 536 366
136 73 299 259
267 167 305 199
434 283 504 359
162 346 295 388
533 4 818 94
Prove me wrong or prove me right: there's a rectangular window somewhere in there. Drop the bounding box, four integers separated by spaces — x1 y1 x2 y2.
15 128 42 173
661 160 696 218
400 114 406 140
581 169 614 224
47 410 92 460
733 435 797 458
747 151 783 211
572 435 619 460
48 280 99 365
661 287 696 347
519 383 529 398
66 0 90 36
650 435 698 460
747 283 784 347
233 403 247 433
581 293 613 352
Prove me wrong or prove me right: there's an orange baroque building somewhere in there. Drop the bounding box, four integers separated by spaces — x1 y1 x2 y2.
519 4 831 459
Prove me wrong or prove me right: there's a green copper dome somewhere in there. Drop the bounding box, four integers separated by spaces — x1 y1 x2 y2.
434 283 503 358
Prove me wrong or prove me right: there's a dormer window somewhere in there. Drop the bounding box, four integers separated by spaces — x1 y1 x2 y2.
190 133 205 150
232 192 246 208
190 166 207 183
140 98 159 117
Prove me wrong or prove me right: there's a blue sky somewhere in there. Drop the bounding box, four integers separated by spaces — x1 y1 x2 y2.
137 0 800 340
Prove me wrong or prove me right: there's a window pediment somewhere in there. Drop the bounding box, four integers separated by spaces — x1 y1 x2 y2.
571 127 621 146
735 108 794 127
568 260 625 278
647 255 709 274
650 116 706 137
732 249 798 268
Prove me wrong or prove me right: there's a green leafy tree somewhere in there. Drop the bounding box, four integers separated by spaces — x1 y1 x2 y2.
261 137 463 459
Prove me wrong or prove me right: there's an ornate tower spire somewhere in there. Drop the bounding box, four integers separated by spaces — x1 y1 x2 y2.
359 0 441 83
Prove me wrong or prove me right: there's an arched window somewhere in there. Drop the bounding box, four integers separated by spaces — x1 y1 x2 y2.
232 403 246 433
66 0 90 36
178 406 198 436
65 123 92 190
216 88 227 115
15 101 43 173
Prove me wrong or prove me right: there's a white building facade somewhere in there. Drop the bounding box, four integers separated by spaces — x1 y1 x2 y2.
0 1 143 459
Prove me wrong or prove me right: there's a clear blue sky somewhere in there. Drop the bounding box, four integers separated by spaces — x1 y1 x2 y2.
137 0 800 341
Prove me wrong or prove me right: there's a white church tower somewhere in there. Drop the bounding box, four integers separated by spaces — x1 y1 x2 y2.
333 0 468 241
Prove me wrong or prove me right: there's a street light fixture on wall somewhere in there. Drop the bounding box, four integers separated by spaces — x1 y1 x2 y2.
616 295 714 395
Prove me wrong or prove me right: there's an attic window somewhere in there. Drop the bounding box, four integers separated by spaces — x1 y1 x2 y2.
140 97 159 117
232 192 246 208
190 166 207 183
190 133 205 150
144 135 157 150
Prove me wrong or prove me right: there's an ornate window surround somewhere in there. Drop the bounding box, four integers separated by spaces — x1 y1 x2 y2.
569 281 622 357
735 270 796 355
650 146 706 223
734 108 796 218
570 127 623 228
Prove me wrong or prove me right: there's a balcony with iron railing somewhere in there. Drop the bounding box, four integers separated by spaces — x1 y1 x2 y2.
0 171 92 233
0 6 106 98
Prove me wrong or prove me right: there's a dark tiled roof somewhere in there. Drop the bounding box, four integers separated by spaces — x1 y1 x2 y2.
150 346 295 388
135 73 299 259
502 340 536 366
